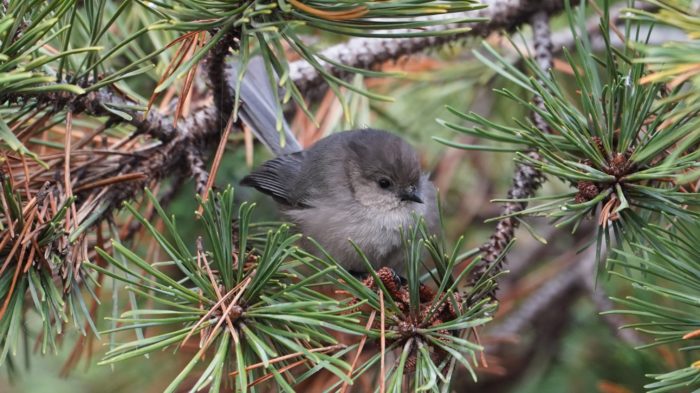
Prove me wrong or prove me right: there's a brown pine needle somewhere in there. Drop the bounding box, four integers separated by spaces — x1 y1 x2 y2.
147 32 198 112
0 179 16 238
0 263 22 321
19 154 31 199
181 269 253 348
229 344 346 377
197 109 236 214
339 310 377 393
244 125 253 168
181 286 240 347
683 329 700 340
195 244 251 350
472 327 488 368
598 195 619 228
288 0 368 20
73 172 146 193
174 32 204 125
199 241 249 331
248 358 309 388
158 84 179 114
0 211 34 276
199 293 244 352
20 195 38 217
669 65 700 88
0 211 35 319
64 111 74 233
0 232 12 257
14 110 53 141
587 0 625 43
379 289 386 393
597 380 635 393
22 240 36 273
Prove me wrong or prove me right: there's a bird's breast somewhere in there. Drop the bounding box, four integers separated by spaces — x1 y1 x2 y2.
286 203 422 268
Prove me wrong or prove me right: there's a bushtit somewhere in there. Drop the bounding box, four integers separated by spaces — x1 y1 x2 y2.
242 129 438 273
234 58 438 273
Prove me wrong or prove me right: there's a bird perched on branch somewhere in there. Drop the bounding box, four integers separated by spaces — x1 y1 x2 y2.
235 57 438 274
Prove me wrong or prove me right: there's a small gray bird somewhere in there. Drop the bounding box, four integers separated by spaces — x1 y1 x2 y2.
242 129 438 273
234 58 438 273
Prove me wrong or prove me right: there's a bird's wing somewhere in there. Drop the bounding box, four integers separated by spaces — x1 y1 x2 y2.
241 151 309 208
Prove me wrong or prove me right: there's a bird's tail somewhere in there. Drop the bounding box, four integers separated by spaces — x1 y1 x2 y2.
228 56 302 156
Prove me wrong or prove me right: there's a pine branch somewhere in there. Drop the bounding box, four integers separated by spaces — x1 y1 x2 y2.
516 1 661 58
67 89 176 142
289 0 576 96
206 30 238 130
445 1 700 303
4 85 175 142
468 10 552 300
84 33 238 221
0 31 240 336
186 146 210 195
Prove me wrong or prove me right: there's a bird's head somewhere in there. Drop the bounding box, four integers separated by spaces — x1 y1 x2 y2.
345 130 424 209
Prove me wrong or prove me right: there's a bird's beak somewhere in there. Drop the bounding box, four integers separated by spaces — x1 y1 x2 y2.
399 186 423 204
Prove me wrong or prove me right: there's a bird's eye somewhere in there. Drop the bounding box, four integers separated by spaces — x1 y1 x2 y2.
377 178 392 189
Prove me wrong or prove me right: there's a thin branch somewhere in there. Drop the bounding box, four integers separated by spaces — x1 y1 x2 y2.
468 10 552 299
80 32 239 225
186 146 209 196
512 1 662 59
289 0 577 96
30 88 177 142
206 30 238 130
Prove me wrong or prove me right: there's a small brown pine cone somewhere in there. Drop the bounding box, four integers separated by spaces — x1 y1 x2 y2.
421 302 445 326
377 267 402 295
430 319 449 340
575 180 600 203
396 287 411 307
361 275 375 289
591 136 604 155
418 284 436 303
609 152 628 176
444 292 464 319
228 305 243 320
396 299 410 314
404 352 418 373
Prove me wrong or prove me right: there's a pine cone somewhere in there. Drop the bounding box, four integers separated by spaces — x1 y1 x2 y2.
575 180 600 203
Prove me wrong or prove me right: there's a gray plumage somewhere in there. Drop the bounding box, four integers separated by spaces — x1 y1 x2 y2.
242 129 438 273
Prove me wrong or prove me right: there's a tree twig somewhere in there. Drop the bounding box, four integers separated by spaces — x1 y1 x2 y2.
289 0 577 96
468 10 552 300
